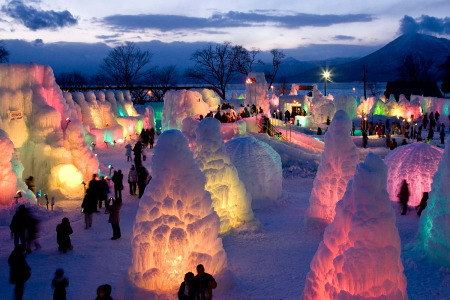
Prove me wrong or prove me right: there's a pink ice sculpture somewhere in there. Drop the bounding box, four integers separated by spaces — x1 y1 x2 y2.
302 153 408 300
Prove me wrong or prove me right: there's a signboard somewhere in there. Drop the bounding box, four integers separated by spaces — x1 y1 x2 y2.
9 110 23 121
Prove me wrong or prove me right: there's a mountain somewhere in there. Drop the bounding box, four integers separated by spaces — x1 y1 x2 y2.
291 33 450 82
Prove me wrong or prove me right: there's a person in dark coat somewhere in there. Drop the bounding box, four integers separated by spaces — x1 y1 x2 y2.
111 170 124 199
194 264 217 300
128 165 138 195
52 268 69 300
98 177 110 209
9 244 31 300
362 132 368 148
137 166 152 199
178 272 195 300
440 128 445 144
81 188 97 229
95 284 113 300
398 179 410 215
88 174 100 212
317 127 322 135
56 217 73 253
10 204 28 248
25 211 41 254
133 142 143 168
106 197 122 240
124 144 132 162
417 192 429 216
389 138 397 150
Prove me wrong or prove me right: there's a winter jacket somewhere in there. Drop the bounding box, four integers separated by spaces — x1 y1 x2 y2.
8 248 31 284
128 168 138 183
106 198 122 224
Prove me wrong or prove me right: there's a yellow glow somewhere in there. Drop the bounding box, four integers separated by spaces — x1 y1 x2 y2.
323 70 331 79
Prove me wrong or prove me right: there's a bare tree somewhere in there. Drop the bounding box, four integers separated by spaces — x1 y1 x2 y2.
185 42 248 99
145 65 179 101
265 49 286 90
55 71 88 89
0 41 9 63
236 47 262 75
100 42 152 88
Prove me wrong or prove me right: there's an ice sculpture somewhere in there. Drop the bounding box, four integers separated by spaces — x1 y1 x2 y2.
419 137 450 266
244 72 269 114
129 129 226 292
333 95 357 121
305 110 359 224
0 132 18 206
385 143 443 206
194 118 254 233
225 136 282 209
0 64 99 200
302 153 408 300
162 90 210 131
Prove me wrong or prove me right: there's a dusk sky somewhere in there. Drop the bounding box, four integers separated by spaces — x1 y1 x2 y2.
1 0 449 51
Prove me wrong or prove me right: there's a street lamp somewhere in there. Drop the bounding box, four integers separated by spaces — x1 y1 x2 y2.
322 70 331 96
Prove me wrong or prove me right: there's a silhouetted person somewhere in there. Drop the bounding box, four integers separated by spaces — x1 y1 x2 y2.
133 142 143 168
137 166 152 199
25 176 35 195
56 217 73 253
10 204 28 248
111 170 124 199
95 284 113 300
9 244 31 300
398 179 410 215
440 129 445 144
317 127 322 135
362 132 368 148
106 197 122 240
124 144 132 161
128 165 138 195
178 272 195 300
390 138 397 150
81 188 97 229
194 264 217 300
25 211 41 254
52 268 69 300
417 192 429 216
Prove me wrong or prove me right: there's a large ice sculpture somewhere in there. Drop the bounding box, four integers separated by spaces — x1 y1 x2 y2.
419 137 450 266
302 153 408 300
161 90 210 131
333 95 357 121
129 129 227 292
305 110 359 224
0 132 18 206
0 64 99 200
225 136 282 209
385 143 443 207
194 118 254 233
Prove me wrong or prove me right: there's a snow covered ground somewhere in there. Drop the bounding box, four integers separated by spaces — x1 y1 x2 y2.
1 135 450 300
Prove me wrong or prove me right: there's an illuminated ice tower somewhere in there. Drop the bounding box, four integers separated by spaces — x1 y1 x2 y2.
303 153 408 300
129 129 227 292
305 110 359 224
419 137 450 266
194 117 254 233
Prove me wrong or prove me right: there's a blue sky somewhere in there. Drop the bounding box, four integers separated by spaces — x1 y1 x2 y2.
1 0 449 51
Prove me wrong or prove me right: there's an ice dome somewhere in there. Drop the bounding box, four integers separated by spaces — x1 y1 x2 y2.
129 129 226 292
302 153 408 300
385 142 443 207
225 136 282 209
419 137 450 267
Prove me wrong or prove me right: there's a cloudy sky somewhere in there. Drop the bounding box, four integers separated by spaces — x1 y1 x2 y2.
1 0 449 51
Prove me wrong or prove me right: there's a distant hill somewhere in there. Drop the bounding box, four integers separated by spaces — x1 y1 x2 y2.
291 33 450 82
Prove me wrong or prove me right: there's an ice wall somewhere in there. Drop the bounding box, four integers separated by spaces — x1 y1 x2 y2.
311 98 335 124
225 136 282 209
305 110 359 224
162 90 210 131
129 129 226 292
197 88 221 109
302 153 408 300
195 118 254 233
385 143 443 206
419 137 450 266
0 64 99 200
0 132 18 206
245 72 269 114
